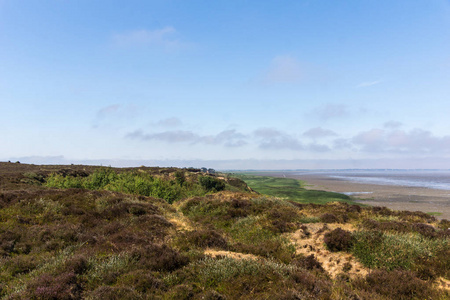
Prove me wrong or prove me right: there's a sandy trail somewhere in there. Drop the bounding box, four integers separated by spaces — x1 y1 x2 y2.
288 223 369 278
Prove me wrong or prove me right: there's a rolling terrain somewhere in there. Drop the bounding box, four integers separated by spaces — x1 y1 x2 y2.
0 162 449 299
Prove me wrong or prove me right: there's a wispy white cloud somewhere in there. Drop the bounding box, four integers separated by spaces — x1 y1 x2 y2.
156 117 183 128
96 104 121 118
303 127 337 139
357 80 382 88
313 103 349 120
93 103 140 128
263 55 303 84
126 129 248 147
253 127 303 150
126 124 450 156
352 128 450 154
112 27 185 50
383 121 402 129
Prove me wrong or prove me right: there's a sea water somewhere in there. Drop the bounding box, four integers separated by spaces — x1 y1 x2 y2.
293 170 450 191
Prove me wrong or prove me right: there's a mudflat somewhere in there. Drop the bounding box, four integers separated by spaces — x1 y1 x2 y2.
263 172 450 220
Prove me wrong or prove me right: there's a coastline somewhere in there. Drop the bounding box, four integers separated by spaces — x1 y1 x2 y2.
258 172 450 220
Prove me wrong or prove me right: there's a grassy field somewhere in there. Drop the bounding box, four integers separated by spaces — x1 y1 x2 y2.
233 173 356 205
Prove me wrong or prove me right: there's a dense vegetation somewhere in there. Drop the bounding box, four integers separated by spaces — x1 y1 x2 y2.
44 168 227 204
0 162 448 299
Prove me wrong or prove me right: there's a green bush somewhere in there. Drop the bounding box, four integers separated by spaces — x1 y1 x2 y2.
199 176 225 192
45 168 212 203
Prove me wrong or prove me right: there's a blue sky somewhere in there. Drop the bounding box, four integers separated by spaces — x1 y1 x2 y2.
1 0 450 169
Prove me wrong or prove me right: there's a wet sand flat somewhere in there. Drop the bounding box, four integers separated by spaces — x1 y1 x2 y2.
262 172 450 220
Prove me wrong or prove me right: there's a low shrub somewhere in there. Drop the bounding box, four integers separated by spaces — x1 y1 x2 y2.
85 286 141 300
199 176 226 192
24 272 82 300
342 262 352 272
131 244 189 272
411 223 437 238
117 270 166 293
351 230 449 275
4 255 37 275
228 216 295 262
438 219 450 230
64 255 89 275
45 168 214 203
191 256 297 287
290 270 332 298
267 207 299 233
291 254 324 272
363 270 438 300
346 204 362 213
324 228 353 252
181 229 228 250
320 213 339 223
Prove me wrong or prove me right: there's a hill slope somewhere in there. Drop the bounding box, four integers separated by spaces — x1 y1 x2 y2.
0 162 448 299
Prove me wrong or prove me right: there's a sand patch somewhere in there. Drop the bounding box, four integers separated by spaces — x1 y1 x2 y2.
204 249 258 260
288 223 369 278
436 277 450 291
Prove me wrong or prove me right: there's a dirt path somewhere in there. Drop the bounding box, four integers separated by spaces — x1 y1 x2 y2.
288 223 369 278
204 249 259 260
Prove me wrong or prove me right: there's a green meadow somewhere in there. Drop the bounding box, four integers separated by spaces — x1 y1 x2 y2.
233 173 356 205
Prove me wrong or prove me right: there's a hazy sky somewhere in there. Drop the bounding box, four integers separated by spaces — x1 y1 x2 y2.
2 0 450 169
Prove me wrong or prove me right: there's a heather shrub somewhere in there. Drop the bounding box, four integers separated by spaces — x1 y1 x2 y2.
196 289 227 300
371 206 393 216
117 270 166 293
0 230 20 256
397 210 437 223
320 213 339 223
24 272 82 300
4 255 37 275
438 219 450 230
346 204 362 213
85 286 141 300
64 255 88 275
324 228 353 252
180 229 228 250
360 218 411 232
411 223 437 238
361 270 439 300
133 214 174 240
291 254 324 272
342 262 352 272
267 206 299 233
290 270 332 299
131 244 189 272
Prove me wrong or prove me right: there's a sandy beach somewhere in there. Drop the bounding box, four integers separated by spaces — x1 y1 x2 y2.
262 172 450 220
